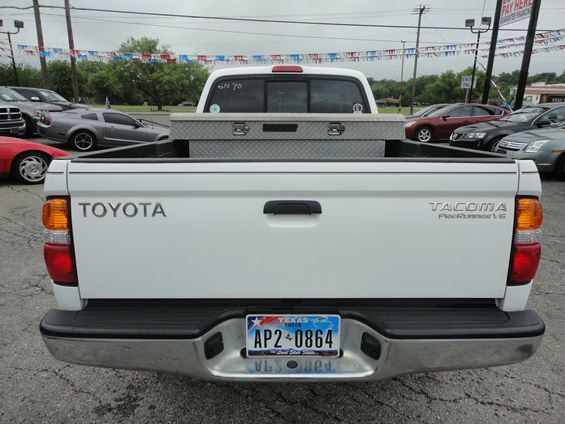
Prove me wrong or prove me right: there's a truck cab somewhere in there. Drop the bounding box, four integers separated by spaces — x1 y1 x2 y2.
196 65 378 114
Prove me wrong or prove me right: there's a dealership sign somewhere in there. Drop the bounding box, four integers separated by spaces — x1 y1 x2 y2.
501 0 533 26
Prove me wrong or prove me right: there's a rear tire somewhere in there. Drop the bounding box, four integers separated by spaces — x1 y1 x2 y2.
70 130 97 152
415 126 433 143
554 154 565 181
11 152 50 184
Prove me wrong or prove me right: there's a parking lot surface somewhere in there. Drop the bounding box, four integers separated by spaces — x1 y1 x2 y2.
1 153 564 422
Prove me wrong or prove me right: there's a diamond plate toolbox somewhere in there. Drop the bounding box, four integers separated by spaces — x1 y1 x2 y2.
170 113 405 160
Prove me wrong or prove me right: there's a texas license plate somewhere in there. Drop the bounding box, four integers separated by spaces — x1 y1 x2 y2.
246 314 340 357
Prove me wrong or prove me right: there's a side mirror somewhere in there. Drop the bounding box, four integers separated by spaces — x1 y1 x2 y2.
536 119 551 127
442 115 448 120
30 96 41 102
133 121 143 128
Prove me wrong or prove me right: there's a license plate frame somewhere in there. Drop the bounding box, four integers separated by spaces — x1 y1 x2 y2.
245 314 340 357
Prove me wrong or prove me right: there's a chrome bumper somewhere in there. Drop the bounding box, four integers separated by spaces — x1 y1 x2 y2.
42 318 543 381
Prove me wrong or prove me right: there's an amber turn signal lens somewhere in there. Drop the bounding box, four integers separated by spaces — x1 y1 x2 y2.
42 198 69 230
516 198 543 231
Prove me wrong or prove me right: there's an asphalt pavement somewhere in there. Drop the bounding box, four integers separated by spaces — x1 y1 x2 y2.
0 142 564 423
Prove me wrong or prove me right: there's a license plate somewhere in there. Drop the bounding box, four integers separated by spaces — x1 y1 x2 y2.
246 314 340 357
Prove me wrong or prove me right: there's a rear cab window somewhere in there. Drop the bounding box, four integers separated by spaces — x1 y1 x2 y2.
205 75 369 113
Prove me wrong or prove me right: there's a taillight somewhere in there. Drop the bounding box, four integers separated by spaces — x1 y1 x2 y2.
509 197 543 285
42 197 77 285
44 244 76 284
272 65 303 73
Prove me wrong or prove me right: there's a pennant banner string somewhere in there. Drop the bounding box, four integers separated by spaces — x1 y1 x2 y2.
6 28 563 65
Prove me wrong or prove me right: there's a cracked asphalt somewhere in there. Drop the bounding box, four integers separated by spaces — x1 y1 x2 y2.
1 163 564 423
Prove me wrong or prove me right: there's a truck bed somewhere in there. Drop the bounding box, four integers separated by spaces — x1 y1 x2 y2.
68 137 510 161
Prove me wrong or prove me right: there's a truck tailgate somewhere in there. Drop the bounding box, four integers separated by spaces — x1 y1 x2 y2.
67 160 518 299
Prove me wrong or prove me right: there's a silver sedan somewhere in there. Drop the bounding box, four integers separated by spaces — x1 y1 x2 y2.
37 108 169 151
495 122 565 180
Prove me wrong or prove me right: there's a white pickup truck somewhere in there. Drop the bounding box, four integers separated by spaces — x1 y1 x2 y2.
40 66 545 381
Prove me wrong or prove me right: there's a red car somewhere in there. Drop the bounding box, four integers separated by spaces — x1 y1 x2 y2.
0 136 68 184
404 103 508 143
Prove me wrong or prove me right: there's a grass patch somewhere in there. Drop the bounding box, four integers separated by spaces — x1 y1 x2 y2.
378 106 418 115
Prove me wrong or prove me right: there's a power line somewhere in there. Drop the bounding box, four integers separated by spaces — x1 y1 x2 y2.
35 12 419 44
32 12 463 46
14 4 551 32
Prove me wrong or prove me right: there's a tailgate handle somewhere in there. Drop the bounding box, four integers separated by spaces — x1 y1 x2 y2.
263 200 322 215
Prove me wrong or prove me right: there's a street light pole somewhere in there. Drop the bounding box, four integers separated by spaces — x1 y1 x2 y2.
465 17 491 103
399 40 406 111
7 32 19 85
0 20 24 86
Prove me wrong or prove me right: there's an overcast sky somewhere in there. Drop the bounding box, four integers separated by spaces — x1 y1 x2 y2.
1 0 564 80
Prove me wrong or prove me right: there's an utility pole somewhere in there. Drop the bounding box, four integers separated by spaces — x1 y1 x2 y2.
399 40 406 111
410 5 429 115
482 0 502 104
514 0 542 110
33 0 48 88
64 0 79 102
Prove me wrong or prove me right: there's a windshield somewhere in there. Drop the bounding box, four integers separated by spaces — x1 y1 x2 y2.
0 88 28 102
40 90 67 102
500 107 547 123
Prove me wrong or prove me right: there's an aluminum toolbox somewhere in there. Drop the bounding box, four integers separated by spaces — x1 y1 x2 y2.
169 113 405 160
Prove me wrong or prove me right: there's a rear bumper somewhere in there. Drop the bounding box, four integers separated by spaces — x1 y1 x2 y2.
40 301 545 381
36 123 67 142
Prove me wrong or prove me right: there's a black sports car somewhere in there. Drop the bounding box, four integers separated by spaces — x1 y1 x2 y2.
449 103 565 151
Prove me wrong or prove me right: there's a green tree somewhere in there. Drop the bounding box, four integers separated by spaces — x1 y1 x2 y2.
111 37 208 110
46 61 86 100
87 61 142 105
0 63 42 87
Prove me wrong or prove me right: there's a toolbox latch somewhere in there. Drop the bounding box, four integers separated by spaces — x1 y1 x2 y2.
328 122 345 136
232 122 250 136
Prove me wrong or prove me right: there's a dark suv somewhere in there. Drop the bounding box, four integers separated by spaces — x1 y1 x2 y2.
8 87 89 111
